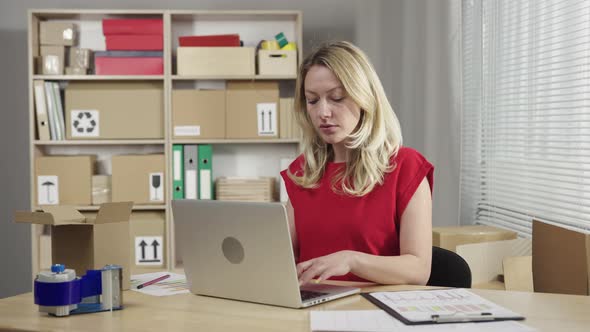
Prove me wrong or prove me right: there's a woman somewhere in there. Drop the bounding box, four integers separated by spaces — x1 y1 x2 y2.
280 41 434 285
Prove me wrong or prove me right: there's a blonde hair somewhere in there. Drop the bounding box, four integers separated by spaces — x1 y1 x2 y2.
288 41 403 196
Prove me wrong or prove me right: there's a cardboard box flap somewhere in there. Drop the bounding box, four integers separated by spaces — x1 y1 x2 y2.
15 206 85 225
92 202 133 224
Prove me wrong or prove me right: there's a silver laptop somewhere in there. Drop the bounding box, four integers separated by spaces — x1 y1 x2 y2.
172 200 360 308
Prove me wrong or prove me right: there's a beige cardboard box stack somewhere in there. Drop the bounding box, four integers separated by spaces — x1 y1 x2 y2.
532 220 590 295
112 154 166 204
216 177 276 202
432 225 517 252
226 81 279 139
15 202 133 290
177 47 255 76
37 22 76 75
35 155 95 206
279 97 302 139
257 50 297 76
172 90 225 138
129 212 166 274
65 82 164 140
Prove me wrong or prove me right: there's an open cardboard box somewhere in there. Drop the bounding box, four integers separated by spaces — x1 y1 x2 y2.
533 220 590 295
15 202 133 290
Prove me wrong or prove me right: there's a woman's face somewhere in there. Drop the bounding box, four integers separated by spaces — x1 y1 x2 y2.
304 65 362 146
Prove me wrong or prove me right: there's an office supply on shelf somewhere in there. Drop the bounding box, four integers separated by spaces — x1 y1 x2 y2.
136 274 170 289
33 80 50 141
130 272 189 296
179 33 241 47
362 288 524 325
198 144 213 200
184 145 198 199
173 144 184 199
310 310 536 332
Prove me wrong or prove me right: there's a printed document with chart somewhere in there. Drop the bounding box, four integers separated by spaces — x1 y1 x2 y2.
362 288 524 324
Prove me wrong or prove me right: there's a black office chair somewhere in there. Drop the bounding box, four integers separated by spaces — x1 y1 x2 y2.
427 246 472 288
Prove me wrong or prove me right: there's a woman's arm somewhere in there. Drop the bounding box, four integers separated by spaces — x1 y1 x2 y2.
286 200 299 261
297 177 432 285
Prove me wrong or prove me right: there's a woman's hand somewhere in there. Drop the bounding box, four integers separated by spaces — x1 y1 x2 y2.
296 250 357 285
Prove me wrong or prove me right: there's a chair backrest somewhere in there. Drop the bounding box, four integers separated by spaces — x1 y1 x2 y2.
427 246 472 288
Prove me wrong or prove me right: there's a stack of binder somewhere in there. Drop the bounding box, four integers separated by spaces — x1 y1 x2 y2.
172 144 213 200
216 177 276 202
33 80 65 141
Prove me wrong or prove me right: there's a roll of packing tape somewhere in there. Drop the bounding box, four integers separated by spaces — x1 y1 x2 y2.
282 42 297 51
261 40 280 50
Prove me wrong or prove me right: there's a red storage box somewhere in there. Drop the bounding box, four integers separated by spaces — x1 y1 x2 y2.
102 19 163 35
106 35 163 51
94 57 163 75
179 34 240 47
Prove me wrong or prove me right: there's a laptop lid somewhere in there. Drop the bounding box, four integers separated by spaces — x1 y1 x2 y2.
173 200 304 308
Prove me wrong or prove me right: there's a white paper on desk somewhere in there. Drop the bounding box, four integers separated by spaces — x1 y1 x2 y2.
310 310 537 332
130 272 189 296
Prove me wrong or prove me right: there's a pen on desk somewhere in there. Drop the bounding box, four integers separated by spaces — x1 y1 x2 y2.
137 274 170 289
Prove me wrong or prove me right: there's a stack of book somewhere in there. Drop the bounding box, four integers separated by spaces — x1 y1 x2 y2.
216 177 276 202
96 19 163 75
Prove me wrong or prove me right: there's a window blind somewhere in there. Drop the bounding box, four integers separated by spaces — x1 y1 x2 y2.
460 0 590 236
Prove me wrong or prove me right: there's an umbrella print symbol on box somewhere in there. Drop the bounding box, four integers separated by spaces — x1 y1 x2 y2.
38 175 59 205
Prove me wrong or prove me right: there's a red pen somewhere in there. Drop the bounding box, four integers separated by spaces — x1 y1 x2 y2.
137 274 170 289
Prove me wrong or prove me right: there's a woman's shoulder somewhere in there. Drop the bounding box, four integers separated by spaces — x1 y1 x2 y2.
282 154 306 176
391 146 428 164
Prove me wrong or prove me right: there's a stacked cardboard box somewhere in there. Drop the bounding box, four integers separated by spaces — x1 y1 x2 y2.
216 177 276 202
37 22 76 75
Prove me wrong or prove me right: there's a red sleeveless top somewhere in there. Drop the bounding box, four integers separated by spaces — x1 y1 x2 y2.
280 147 434 281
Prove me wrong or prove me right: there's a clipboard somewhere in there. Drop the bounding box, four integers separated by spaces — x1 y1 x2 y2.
361 288 525 325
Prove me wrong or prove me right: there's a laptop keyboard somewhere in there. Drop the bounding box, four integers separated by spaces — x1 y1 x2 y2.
300 290 328 301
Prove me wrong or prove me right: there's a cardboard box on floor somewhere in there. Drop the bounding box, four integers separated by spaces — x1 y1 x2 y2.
532 220 590 295
112 154 165 204
15 202 133 290
226 81 279 139
65 82 164 140
172 89 225 139
432 225 517 252
35 155 95 206
129 212 166 274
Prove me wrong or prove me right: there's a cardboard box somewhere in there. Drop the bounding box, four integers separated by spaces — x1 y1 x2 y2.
456 238 531 287
129 212 166 274
69 47 91 69
65 67 87 75
35 155 95 206
432 225 517 252
92 175 112 205
39 46 65 75
257 50 297 76
15 202 133 290
172 90 225 138
177 47 255 76
226 81 279 139
65 82 164 139
532 220 590 295
40 22 76 46
112 154 165 204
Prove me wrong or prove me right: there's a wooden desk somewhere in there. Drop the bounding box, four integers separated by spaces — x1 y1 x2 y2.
0 283 589 332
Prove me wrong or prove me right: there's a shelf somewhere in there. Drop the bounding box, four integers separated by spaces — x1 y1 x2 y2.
172 74 297 81
171 138 300 144
34 140 166 146
33 75 165 81
34 205 167 211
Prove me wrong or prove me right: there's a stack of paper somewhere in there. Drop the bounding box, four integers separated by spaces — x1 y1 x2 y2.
216 177 276 202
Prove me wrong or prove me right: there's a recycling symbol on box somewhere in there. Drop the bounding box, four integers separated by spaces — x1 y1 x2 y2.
71 110 99 137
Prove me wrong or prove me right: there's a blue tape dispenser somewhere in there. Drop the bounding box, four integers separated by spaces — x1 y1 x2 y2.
34 264 123 316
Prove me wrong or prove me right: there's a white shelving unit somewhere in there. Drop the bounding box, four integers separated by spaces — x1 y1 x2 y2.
28 9 302 278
